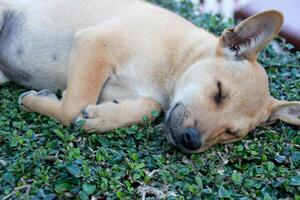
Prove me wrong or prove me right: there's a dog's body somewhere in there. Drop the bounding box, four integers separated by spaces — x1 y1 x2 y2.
0 0 299 153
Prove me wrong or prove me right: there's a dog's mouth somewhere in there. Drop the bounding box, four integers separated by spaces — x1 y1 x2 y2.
165 103 184 146
165 102 199 153
164 126 179 147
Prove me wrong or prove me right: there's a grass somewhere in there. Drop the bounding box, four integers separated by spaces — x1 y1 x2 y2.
0 0 300 199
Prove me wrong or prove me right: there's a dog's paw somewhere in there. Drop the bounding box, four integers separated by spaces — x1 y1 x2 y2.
74 105 100 132
18 90 38 111
74 116 99 133
74 103 116 133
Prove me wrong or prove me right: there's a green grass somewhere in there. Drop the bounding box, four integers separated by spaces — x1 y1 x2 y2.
1 0 300 199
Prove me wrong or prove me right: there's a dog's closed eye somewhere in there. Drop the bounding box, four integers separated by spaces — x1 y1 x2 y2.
214 81 228 105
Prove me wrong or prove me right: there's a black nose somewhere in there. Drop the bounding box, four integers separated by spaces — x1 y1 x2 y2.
181 128 202 150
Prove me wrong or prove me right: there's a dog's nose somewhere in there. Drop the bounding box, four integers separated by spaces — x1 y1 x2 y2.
181 128 202 150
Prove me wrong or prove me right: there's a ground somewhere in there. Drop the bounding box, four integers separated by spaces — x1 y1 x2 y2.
0 0 300 199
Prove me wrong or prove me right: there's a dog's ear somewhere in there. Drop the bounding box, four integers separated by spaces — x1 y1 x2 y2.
267 99 300 126
218 10 284 62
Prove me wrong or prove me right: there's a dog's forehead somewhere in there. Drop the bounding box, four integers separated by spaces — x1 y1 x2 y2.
198 58 256 74
183 58 269 99
223 60 268 84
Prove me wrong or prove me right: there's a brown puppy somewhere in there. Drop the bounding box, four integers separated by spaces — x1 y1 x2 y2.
1 0 298 153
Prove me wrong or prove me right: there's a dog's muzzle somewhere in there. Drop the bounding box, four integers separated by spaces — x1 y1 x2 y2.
165 103 202 153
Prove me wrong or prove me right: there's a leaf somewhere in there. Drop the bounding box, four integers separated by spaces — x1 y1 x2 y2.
66 164 81 178
274 154 285 163
291 152 300 162
135 163 145 170
266 162 275 171
195 176 203 188
78 191 89 200
218 186 232 198
142 116 150 122
2 172 16 186
151 110 160 117
133 173 141 180
96 151 102 161
236 145 244 152
54 183 72 193
232 171 243 185
178 167 190 176
116 190 123 199
263 193 272 200
289 176 300 186
53 129 64 140
44 194 56 200
82 183 96 195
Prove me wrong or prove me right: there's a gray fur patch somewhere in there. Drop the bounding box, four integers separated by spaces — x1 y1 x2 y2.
52 53 59 61
0 10 30 83
0 61 29 83
17 46 24 56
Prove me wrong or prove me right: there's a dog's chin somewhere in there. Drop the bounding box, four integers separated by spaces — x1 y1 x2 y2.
178 144 209 154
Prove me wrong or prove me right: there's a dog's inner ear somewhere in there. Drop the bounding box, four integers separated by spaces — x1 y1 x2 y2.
268 100 300 126
218 10 283 62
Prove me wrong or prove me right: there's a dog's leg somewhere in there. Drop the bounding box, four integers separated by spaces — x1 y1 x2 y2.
19 28 115 125
75 97 162 133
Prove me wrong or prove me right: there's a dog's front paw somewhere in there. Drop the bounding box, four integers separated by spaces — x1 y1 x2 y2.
74 105 102 133
74 103 116 133
74 116 100 133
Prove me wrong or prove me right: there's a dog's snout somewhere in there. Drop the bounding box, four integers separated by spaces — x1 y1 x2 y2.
182 128 202 150
165 103 203 151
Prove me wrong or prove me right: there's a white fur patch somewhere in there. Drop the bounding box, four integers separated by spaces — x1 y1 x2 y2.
173 84 199 106
236 31 269 54
223 47 237 59
225 31 269 59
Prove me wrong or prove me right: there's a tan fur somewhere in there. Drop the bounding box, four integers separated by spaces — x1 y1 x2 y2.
18 0 300 153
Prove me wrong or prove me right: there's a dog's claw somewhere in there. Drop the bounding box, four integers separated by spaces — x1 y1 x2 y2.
81 107 89 119
37 89 53 96
37 89 58 100
18 90 37 109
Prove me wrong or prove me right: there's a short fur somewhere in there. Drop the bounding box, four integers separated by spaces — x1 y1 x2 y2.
0 0 299 153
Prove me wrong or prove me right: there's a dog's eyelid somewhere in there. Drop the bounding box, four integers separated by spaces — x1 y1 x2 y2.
214 81 221 103
214 81 228 105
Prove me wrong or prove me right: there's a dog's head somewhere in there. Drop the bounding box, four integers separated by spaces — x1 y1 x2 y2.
166 10 300 153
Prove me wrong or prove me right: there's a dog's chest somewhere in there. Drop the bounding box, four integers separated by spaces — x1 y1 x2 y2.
99 60 171 110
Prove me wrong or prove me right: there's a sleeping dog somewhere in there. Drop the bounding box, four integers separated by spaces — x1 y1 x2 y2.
0 0 299 153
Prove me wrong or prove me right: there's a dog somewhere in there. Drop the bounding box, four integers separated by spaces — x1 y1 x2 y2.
0 0 299 153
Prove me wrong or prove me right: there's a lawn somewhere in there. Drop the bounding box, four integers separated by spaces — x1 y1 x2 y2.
0 0 300 199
